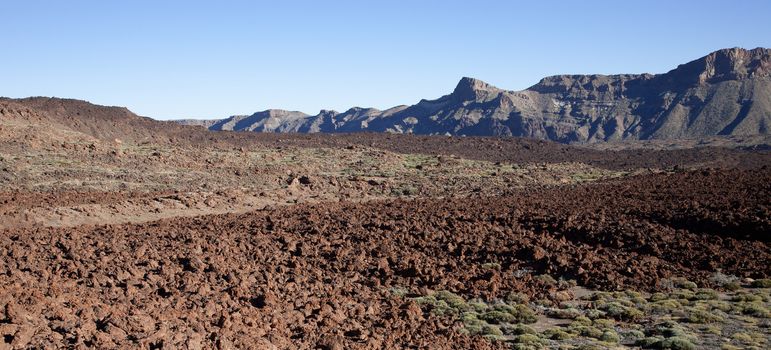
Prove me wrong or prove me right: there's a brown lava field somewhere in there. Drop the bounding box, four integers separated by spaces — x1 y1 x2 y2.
0 98 770 349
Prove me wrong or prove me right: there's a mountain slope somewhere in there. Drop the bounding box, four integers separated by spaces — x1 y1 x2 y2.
185 47 770 143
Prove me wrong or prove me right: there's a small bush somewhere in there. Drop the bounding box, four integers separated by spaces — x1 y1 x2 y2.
656 337 697 350
513 333 544 345
535 274 557 286
751 279 771 288
547 307 583 319
481 324 503 336
723 281 742 291
731 332 753 343
600 302 644 321
501 324 536 336
505 292 530 304
731 292 763 302
435 290 467 309
600 329 620 343
593 318 615 328
686 308 725 323
650 292 669 302
738 302 771 318
636 336 664 347
692 288 719 301
541 328 573 340
480 310 514 324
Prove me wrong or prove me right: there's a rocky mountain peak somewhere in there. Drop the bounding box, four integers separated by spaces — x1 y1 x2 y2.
664 47 771 86
451 77 502 101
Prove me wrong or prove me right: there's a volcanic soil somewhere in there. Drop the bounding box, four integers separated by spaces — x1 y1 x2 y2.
0 98 769 349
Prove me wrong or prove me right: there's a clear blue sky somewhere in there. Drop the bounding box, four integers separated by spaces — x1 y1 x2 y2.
2 0 770 119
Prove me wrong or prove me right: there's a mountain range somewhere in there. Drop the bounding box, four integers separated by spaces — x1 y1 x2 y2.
178 47 771 144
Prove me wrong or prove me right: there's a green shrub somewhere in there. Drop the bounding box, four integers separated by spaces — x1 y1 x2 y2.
505 292 530 304
481 324 503 336
731 292 763 302
501 324 536 335
600 329 620 343
592 318 615 328
547 307 583 319
535 274 558 285
751 279 771 288
723 281 741 291
480 310 514 324
686 308 725 323
636 336 664 347
738 302 771 318
513 333 544 345
435 290 467 309
656 337 697 350
692 288 718 300
541 328 573 340
600 302 644 321
732 332 753 343
585 309 606 319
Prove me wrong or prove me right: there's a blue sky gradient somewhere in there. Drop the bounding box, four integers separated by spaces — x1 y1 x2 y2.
2 0 770 119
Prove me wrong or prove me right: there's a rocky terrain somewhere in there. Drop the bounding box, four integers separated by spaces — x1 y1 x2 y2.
0 97 770 349
180 47 771 144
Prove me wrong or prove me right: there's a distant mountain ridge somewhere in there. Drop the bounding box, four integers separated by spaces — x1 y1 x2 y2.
178 47 771 143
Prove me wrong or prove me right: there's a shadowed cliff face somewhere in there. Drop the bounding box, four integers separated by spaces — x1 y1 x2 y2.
183 48 771 144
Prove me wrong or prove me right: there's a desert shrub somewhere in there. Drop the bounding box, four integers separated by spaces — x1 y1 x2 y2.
461 311 479 323
731 332 753 343
686 307 724 323
751 279 771 288
600 329 620 343
462 317 484 334
467 299 487 313
435 290 467 309
702 325 722 335
672 278 698 290
480 310 514 324
636 336 664 347
706 300 732 312
547 307 583 319
692 288 719 300
650 292 669 302
413 295 437 306
655 337 697 350
571 316 592 326
723 281 741 291
650 299 683 313
513 333 544 345
501 323 536 335
585 308 606 319
541 328 573 340
624 329 646 339
599 302 644 321
535 274 557 286
731 292 763 302
573 325 603 339
508 304 538 324
505 292 530 304
431 300 457 317
721 344 741 350
481 324 503 336
670 289 696 301
737 302 771 318
593 318 615 328
480 262 501 270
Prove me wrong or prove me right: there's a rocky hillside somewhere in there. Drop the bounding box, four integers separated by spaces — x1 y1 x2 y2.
182 47 771 143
